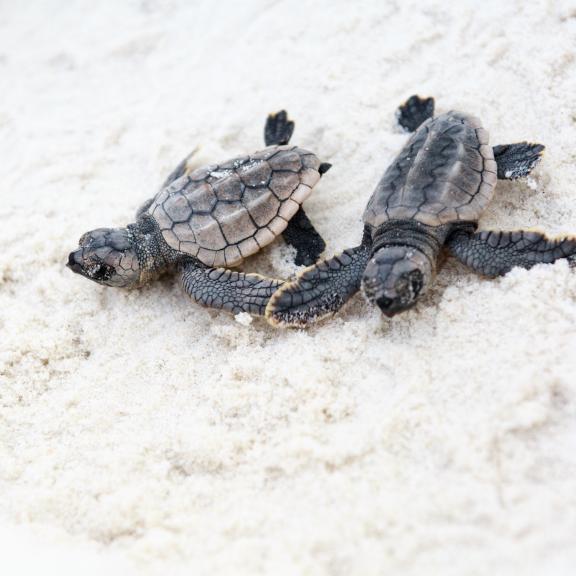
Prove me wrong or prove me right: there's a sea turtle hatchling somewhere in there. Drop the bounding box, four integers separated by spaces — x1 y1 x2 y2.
68 111 331 316
267 95 576 327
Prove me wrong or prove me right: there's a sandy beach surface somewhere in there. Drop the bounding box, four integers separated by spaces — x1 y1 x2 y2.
2 1 576 574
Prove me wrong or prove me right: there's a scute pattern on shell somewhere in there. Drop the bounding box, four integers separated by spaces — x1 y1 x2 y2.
148 146 320 267
363 111 498 228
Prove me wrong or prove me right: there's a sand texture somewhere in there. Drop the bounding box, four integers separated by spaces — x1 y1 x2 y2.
1 1 576 574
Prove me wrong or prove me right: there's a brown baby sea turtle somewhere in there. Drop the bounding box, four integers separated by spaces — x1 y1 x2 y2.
68 111 331 315
266 95 576 326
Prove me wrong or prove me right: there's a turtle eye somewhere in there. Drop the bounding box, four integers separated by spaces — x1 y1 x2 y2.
409 270 423 297
91 262 114 281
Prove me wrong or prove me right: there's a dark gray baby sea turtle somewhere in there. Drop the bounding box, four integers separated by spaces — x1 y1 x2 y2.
68 112 331 315
267 96 576 327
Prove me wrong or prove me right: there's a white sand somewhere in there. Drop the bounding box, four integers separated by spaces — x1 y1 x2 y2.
2 1 576 574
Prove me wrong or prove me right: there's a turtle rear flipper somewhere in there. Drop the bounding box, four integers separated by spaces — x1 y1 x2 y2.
447 228 576 276
265 110 294 146
282 208 326 266
493 142 545 180
397 95 435 132
182 263 283 316
266 244 371 327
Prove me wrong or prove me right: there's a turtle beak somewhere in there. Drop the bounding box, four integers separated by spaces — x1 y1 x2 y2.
382 308 399 318
67 250 83 274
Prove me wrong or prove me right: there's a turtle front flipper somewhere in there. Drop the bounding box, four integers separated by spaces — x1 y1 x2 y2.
136 197 155 218
160 147 200 189
181 263 284 316
397 95 435 133
136 148 200 218
446 228 576 276
493 142 545 180
266 244 371 327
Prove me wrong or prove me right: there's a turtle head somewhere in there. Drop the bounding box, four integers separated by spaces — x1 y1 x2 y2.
361 246 433 318
67 227 141 288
